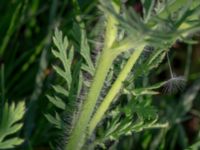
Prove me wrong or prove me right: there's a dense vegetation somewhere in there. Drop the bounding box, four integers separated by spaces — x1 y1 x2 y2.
0 0 200 150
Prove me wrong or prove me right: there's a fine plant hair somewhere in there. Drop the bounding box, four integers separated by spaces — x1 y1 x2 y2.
163 51 186 94
45 0 200 150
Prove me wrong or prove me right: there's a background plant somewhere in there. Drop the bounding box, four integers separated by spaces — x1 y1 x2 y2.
0 0 200 150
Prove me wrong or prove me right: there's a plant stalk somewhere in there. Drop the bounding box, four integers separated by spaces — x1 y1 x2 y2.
167 52 174 78
66 2 120 149
66 51 114 150
88 45 145 136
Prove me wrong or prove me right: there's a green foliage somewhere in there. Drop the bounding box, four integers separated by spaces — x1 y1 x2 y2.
186 140 200 150
0 101 25 149
52 28 74 89
96 98 168 146
80 30 95 76
45 1 200 149
46 23 98 149
0 3 22 55
45 112 62 129
45 28 75 129
124 81 166 96
0 0 200 150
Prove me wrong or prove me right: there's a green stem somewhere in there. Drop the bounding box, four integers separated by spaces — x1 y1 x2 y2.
66 2 120 149
0 4 21 56
88 45 145 136
1 64 5 106
184 44 192 79
0 64 5 121
167 52 174 78
66 51 114 150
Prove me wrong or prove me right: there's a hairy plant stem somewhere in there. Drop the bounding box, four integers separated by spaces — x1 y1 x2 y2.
88 44 145 136
167 52 174 78
66 2 120 150
66 52 114 150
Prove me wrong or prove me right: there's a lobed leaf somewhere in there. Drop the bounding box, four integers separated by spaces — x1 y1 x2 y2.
52 85 69 97
0 101 25 149
44 113 62 129
47 95 66 110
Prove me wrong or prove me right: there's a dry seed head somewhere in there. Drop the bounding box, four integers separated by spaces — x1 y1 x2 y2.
163 75 186 94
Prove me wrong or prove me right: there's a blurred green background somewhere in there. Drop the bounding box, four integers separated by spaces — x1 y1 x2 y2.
0 0 199 149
